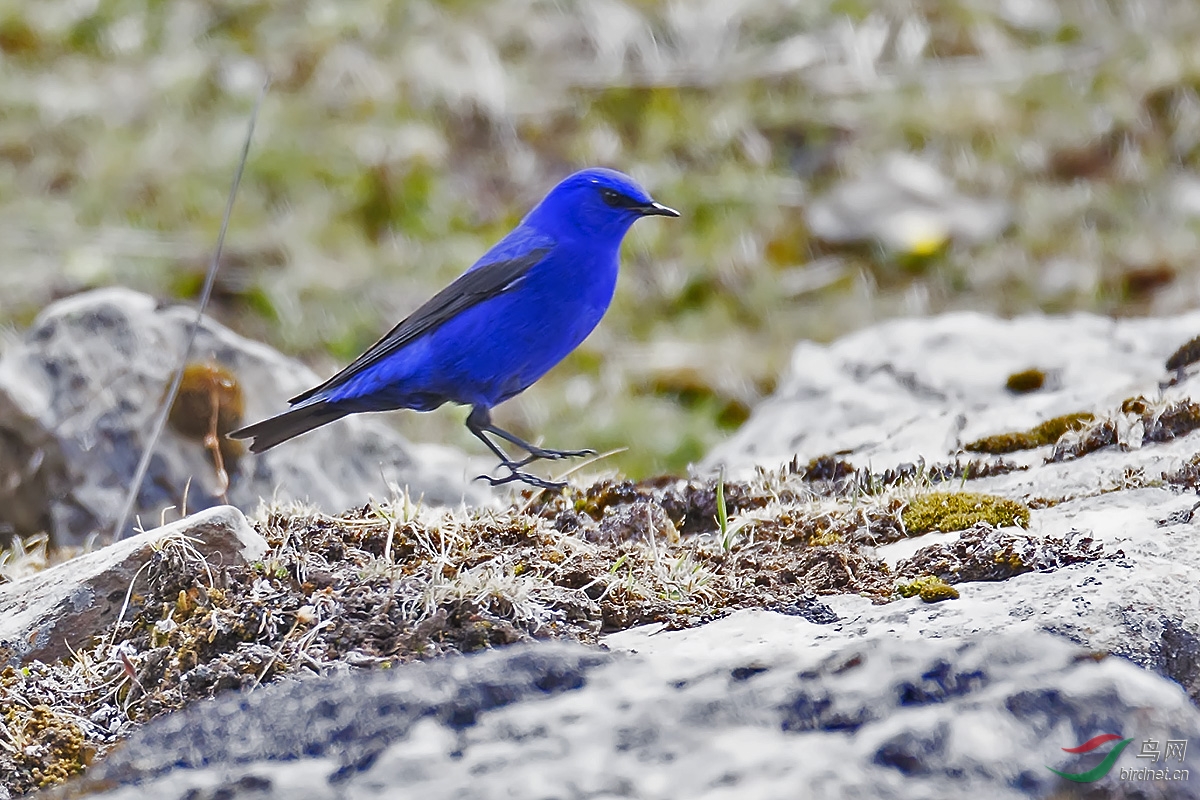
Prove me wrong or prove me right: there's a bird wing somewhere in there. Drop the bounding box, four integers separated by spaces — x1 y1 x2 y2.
289 245 552 405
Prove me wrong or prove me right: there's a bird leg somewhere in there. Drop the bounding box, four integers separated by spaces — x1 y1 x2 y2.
466 406 593 490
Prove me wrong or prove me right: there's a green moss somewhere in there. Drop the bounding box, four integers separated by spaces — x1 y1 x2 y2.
921 578 960 604
902 492 1030 535
807 529 843 547
897 575 960 603
964 412 1095 454
0 14 40 56
0 703 93 791
1029 413 1097 444
1005 368 1046 393
993 549 1027 572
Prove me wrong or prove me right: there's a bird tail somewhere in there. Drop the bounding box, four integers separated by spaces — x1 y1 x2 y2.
227 401 350 453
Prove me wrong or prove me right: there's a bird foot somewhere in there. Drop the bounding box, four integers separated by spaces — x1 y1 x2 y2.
475 464 567 492
500 447 595 470
519 445 596 462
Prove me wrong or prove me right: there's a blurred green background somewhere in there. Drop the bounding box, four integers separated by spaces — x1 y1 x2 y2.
3 0 1200 477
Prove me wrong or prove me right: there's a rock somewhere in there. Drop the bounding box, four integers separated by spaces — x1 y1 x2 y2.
0 506 265 666
706 310 1200 473
0 288 487 545
806 153 1012 253
704 311 1200 703
57 619 1200 799
826 484 1200 704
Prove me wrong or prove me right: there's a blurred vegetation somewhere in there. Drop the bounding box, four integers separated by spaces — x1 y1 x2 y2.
4 0 1200 477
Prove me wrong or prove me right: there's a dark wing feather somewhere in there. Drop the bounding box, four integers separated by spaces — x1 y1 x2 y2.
289 246 551 405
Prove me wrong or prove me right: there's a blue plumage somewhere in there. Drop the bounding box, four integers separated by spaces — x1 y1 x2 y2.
229 167 678 489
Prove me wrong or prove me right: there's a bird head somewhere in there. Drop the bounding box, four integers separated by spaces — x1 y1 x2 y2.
524 167 679 241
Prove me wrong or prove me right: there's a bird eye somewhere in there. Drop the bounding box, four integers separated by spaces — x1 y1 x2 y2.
600 188 625 207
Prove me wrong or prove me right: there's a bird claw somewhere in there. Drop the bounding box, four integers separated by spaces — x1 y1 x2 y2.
499 447 595 470
521 446 596 462
474 465 567 492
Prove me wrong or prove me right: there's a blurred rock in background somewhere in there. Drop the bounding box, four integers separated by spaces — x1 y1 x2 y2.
0 288 484 547
806 153 1012 255
705 311 1200 473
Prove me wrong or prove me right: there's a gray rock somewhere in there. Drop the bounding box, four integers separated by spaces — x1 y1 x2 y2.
704 311 1200 703
0 505 265 665
59 622 1200 799
705 310 1200 472
841 483 1200 703
0 288 486 545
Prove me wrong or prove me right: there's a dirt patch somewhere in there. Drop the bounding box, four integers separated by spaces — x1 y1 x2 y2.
1 476 891 794
1052 399 1200 462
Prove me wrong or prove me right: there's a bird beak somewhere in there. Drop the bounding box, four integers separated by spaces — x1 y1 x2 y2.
637 201 680 218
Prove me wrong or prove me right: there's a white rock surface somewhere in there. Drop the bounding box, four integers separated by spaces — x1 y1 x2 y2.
705 311 1200 702
705 310 1200 474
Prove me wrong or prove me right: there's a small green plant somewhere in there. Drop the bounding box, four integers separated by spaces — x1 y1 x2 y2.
716 469 728 538
714 470 753 552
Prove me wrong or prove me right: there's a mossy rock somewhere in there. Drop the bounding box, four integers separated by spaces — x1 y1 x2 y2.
896 575 960 603
0 701 93 791
902 492 1030 535
1005 368 1046 394
964 412 1095 454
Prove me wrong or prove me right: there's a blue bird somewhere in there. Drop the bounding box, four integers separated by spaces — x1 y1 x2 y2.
229 168 679 489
